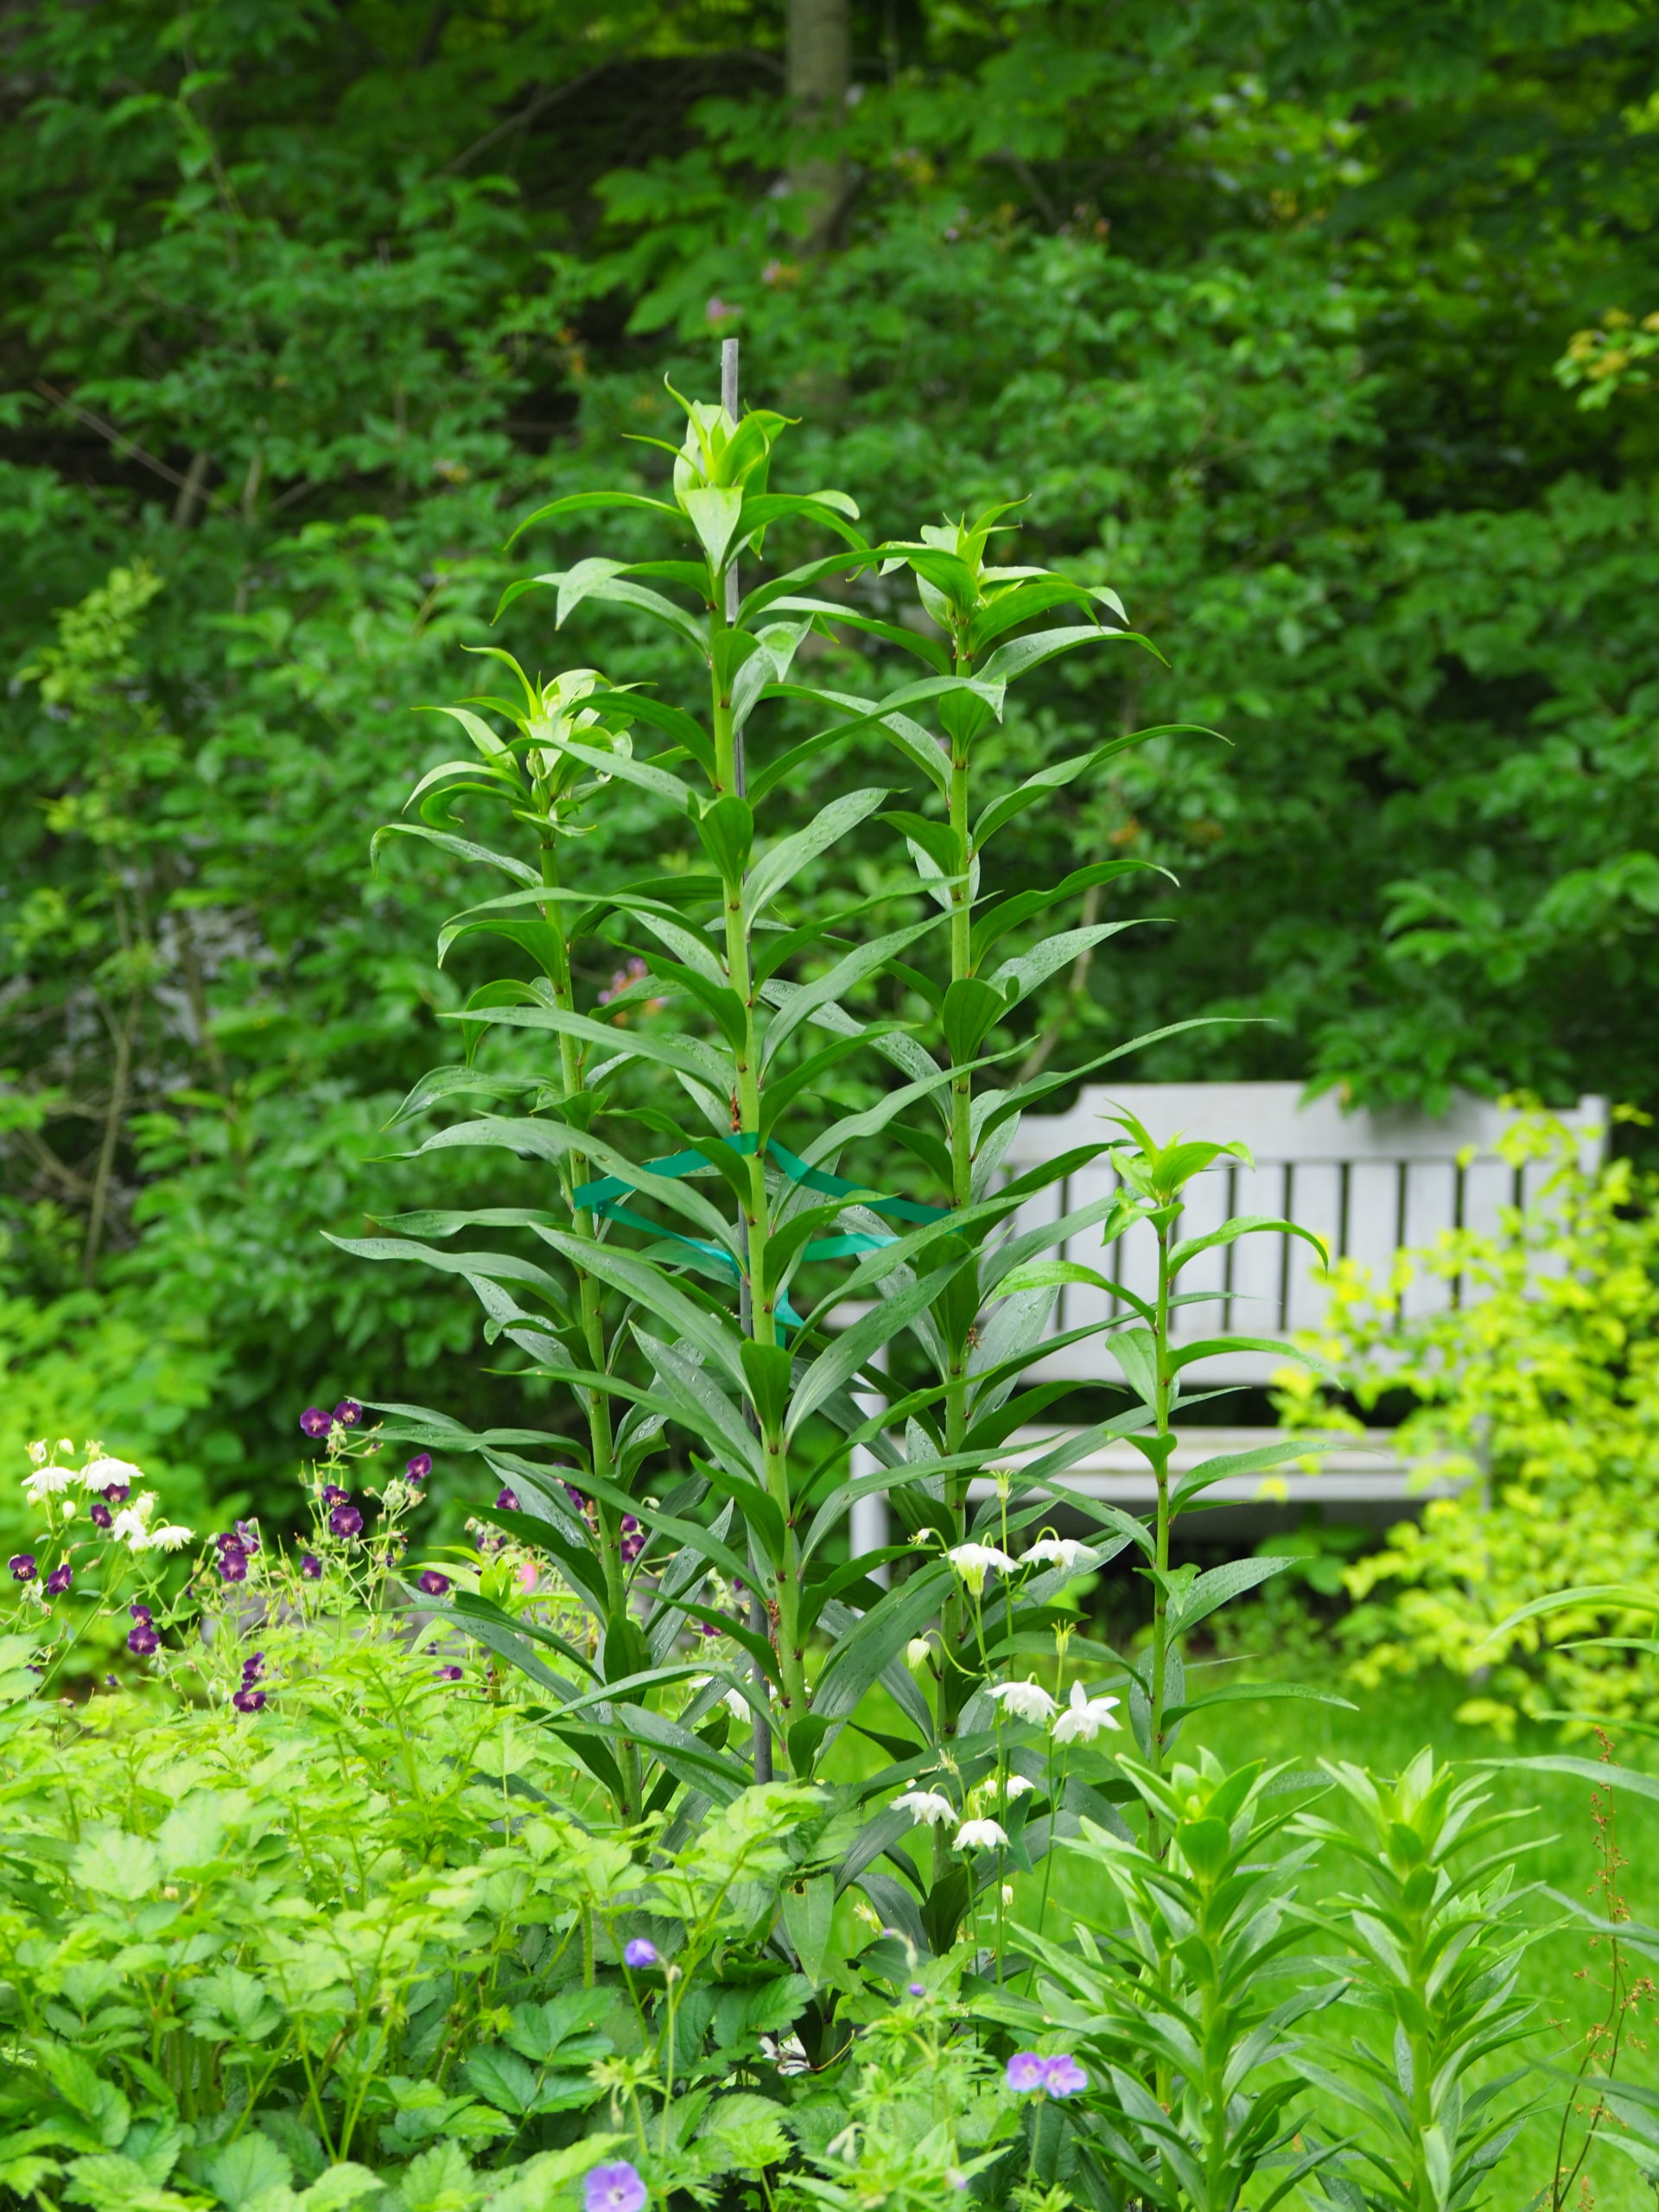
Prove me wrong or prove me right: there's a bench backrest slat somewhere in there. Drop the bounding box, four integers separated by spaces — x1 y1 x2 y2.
1002 1085 1604 1385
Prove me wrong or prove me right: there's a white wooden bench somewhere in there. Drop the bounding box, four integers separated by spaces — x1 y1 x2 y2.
849 1084 1604 1554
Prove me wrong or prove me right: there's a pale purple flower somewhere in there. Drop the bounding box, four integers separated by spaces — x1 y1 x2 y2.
907 1981 925 1996
1006 2052 1048 2094
624 1938 658 1968
1044 2055 1087 2096
585 2164 646 2212
334 1399 363 1427
299 1407 331 1437
43 1564 72 1597
405 1452 432 1480
417 1569 450 1597
8 1554 35 1583
329 1503 363 1539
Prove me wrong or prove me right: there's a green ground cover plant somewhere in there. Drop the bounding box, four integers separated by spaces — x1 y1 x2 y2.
5 383 1659 2212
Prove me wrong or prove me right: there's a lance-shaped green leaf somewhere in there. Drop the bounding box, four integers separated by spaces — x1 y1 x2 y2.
990 921 1145 1011
323 1232 565 1300
1168 1335 1335 1378
975 621 1157 684
760 915 935 1067
1168 1213 1330 1275
536 1226 744 1384
446 1001 732 1103
541 734 696 815
634 1332 764 1481
681 484 745 573
385 1066 541 1127
810 1559 954 1722
974 726 1216 848
371 820 541 887
1169 1437 1359 1513
787 1257 969 1438
415 1117 741 1261
970 860 1171 966
498 560 708 652
1164 1556 1298 1640
504 489 682 548
744 788 889 922
762 594 950 674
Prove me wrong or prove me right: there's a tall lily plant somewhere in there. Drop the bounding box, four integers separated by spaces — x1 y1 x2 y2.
346 381 1331 1942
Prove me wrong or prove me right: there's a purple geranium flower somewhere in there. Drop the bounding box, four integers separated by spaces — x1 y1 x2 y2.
90 1501 112 1530
321 1484 349 1506
405 1452 432 1480
299 1407 331 1438
8 1554 35 1583
1044 2055 1087 2097
128 1623 159 1656
623 1938 658 1968
435 1664 462 1681
232 1687 266 1713
329 1503 363 1539
416 1569 450 1597
1006 2052 1048 2094
43 1564 72 1597
234 1519 260 1554
299 1553 322 1580
130 1601 152 1624
99 1481 130 1503
241 1652 265 1684
494 1487 519 1513
584 2164 646 2212
218 1545 249 1584
334 1399 363 1427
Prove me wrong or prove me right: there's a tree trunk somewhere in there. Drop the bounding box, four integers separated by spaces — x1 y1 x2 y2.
786 0 849 248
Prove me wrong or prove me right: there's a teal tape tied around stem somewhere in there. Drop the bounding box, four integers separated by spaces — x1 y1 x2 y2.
571 1134 949 1330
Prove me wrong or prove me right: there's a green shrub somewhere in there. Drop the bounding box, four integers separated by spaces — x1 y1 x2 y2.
1278 1105 1659 1733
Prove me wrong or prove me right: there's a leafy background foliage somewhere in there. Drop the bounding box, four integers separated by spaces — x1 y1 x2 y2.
5 0 1659 1522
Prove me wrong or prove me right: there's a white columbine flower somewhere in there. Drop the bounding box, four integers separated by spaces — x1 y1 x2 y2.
22 1463 77 1503
946 1541 1017 1595
147 1523 194 1552
110 1493 159 1551
989 1678 1058 1725
82 1454 144 1491
955 1818 1009 1852
1051 1681 1122 1745
1022 1536 1091 1573
26 1441 48 1467
1000 1774 1035 1801
895 1789 957 1828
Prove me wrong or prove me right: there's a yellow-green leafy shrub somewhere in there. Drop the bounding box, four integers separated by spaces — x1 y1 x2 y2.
1277 1106 1659 1733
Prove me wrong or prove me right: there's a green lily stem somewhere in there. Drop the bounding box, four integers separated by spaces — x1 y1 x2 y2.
1147 1211 1175 1815
709 563 809 1768
536 811 639 1820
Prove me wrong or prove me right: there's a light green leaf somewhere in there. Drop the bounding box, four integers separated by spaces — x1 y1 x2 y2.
71 1831 162 1904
